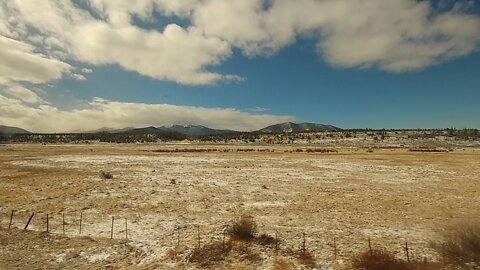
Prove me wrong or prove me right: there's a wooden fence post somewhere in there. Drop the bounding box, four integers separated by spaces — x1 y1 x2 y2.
79 212 82 234
333 237 337 260
111 216 114 239
222 227 227 252
24 213 34 230
368 238 373 255
62 213 65 235
197 225 201 248
46 214 49 233
125 218 128 240
302 232 306 253
405 242 410 262
8 210 14 229
176 225 181 247
275 231 279 255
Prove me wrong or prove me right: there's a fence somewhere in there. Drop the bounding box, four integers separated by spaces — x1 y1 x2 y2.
3 208 441 266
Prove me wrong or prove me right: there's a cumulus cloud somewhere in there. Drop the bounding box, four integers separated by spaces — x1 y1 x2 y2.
192 0 480 71
69 22 234 85
1 0 479 88
0 94 293 133
81 68 93 74
0 84 45 104
312 0 480 72
0 35 71 83
1 0 478 133
2 0 238 85
70 73 87 81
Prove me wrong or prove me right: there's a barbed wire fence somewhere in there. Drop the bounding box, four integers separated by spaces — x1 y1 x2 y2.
2 208 442 267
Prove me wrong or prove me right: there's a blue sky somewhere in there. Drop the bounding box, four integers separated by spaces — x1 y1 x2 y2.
1 0 479 132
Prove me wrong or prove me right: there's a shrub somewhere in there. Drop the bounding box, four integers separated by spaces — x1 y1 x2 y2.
256 233 277 246
188 241 232 267
352 249 413 270
296 250 316 267
433 222 480 269
100 171 113 179
272 257 292 270
228 215 257 241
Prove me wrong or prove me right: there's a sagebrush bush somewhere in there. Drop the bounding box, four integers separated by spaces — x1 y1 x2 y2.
256 233 277 246
296 250 316 267
188 241 232 267
100 171 113 179
272 257 292 270
228 215 257 241
433 222 480 269
352 249 413 270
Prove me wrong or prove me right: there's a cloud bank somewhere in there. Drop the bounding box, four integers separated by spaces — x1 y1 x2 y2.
0 95 293 133
1 0 479 87
0 0 479 132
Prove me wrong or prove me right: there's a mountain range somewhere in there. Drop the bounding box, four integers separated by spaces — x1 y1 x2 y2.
160 125 234 136
88 125 235 136
258 122 341 133
0 122 341 136
0 125 31 134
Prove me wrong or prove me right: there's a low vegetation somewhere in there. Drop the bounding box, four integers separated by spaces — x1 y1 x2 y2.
228 215 257 241
100 171 113 179
432 222 480 269
1 128 479 144
188 241 233 267
256 233 277 246
272 257 293 270
296 249 316 267
352 249 415 270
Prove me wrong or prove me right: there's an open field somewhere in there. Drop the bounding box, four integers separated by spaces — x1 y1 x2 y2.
0 143 479 269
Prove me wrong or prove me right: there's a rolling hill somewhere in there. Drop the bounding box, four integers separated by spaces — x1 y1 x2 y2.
257 122 341 133
0 125 31 134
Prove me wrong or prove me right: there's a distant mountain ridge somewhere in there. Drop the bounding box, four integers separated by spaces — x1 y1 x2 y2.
87 125 235 136
257 122 341 133
161 125 234 136
0 125 31 134
1 122 340 136
86 127 135 133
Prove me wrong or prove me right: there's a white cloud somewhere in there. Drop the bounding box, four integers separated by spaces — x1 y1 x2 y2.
249 106 268 112
81 68 93 74
0 35 71 83
1 0 479 87
0 94 293 133
311 0 480 72
0 0 480 85
69 22 235 85
70 73 87 81
191 0 480 71
0 84 45 104
3 0 239 85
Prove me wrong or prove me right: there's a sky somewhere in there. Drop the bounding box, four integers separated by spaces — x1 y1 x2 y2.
0 0 479 133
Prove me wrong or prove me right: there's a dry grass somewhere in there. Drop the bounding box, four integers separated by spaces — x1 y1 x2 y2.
1 145 479 270
272 257 292 270
350 248 442 270
433 222 480 269
296 250 316 267
100 171 113 179
352 249 414 270
228 215 257 241
187 241 232 267
256 233 277 246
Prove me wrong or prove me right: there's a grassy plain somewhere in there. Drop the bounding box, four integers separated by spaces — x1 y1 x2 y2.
0 143 479 269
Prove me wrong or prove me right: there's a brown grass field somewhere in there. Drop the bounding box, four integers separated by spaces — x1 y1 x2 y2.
0 143 479 269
